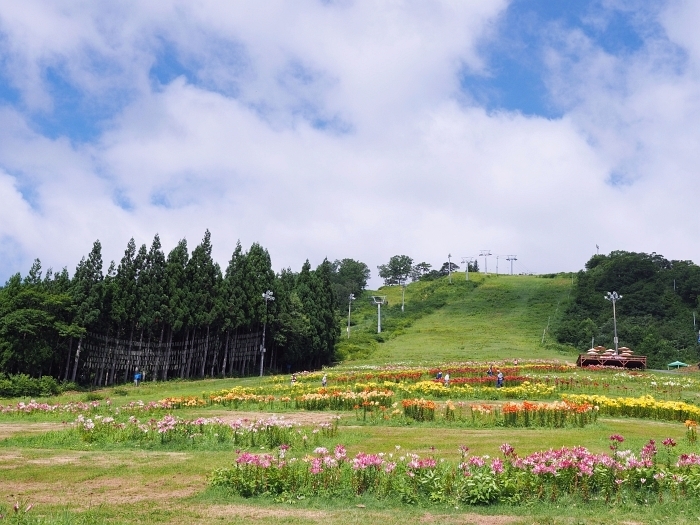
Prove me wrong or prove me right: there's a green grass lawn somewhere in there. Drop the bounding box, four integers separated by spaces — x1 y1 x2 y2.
340 274 575 366
6 272 700 523
1 414 696 524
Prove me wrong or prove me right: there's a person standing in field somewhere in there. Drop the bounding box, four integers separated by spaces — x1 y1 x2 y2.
496 370 504 388
444 373 450 387
322 374 327 388
291 374 297 386
134 368 141 387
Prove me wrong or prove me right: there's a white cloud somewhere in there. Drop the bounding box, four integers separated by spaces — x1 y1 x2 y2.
0 0 700 287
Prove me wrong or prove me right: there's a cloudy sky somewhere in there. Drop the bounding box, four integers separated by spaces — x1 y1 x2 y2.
1 0 699 287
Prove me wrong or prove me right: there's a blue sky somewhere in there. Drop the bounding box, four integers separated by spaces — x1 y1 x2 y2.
0 0 699 286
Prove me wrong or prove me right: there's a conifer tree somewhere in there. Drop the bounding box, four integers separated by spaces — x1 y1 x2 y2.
70 240 104 382
163 239 189 380
187 230 221 377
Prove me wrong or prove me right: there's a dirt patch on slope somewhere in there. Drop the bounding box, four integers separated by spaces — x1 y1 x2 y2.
205 410 341 427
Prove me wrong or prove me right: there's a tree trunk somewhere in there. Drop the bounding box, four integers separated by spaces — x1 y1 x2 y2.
154 323 164 381
108 323 121 386
163 327 173 381
136 328 144 377
97 327 111 386
201 325 210 378
123 323 135 383
71 336 82 383
221 329 230 378
186 328 196 378
63 336 74 382
180 328 189 379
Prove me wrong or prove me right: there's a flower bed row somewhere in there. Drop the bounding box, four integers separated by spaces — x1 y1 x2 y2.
0 398 176 415
294 389 394 411
279 363 574 386
562 394 700 423
73 414 337 449
400 399 597 427
210 435 700 506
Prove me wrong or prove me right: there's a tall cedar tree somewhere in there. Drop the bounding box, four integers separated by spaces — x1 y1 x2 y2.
70 241 104 381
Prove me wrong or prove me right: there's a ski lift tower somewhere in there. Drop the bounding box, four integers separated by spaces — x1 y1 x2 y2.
480 250 492 275
461 257 475 281
372 295 387 333
506 255 518 275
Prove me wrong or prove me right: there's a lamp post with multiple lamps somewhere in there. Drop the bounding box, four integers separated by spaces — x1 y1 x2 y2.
259 290 275 377
347 293 355 338
604 291 622 354
372 296 387 333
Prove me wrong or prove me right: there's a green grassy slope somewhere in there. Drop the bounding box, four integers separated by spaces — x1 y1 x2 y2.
338 273 576 365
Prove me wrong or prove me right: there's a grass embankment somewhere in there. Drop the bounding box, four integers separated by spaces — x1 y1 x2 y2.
338 273 575 365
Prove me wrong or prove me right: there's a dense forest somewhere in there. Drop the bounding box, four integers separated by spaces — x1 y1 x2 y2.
557 251 700 368
0 231 347 384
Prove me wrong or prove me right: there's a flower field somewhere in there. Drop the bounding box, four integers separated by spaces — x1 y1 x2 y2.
70 413 338 449
210 435 700 506
6 361 700 523
562 394 700 423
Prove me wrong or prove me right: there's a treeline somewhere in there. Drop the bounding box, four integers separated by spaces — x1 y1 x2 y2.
377 255 477 286
0 231 342 383
557 251 700 367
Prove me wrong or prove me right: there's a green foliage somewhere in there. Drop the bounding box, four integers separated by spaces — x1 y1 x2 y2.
378 255 413 286
0 374 61 397
557 251 700 367
0 233 341 383
329 258 370 309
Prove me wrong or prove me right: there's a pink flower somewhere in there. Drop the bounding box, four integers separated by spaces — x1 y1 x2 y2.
334 444 347 461
662 438 677 447
499 443 515 457
491 458 504 474
310 457 323 474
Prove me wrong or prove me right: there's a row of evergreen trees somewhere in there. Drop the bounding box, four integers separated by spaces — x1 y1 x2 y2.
0 231 340 382
557 251 700 367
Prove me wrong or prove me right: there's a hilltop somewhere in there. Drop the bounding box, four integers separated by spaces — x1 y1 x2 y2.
336 272 576 365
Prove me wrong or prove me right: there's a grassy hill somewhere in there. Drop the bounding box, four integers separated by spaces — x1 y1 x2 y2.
336 272 576 365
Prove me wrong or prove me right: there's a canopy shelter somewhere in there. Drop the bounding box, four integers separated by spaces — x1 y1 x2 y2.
667 361 689 370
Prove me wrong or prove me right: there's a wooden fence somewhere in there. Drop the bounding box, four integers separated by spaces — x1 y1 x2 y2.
81 329 263 386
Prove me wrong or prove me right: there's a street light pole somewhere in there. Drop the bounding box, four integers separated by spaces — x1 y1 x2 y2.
347 293 355 338
372 296 386 333
604 291 622 354
259 290 275 377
